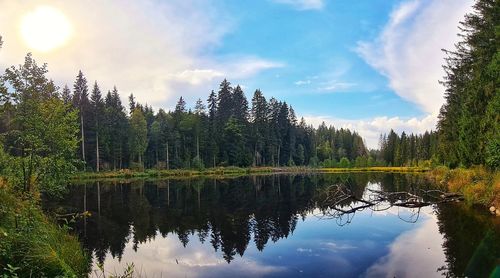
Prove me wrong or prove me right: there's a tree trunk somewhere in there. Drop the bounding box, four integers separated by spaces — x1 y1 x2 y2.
81 113 85 164
166 141 170 170
277 145 281 167
196 136 200 158
96 131 100 172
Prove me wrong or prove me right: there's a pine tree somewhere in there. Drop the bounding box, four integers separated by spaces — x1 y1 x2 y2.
438 0 499 167
72 70 89 167
232 85 249 123
90 81 104 171
61 85 72 105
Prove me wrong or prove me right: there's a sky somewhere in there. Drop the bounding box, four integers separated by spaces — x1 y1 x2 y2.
0 0 473 148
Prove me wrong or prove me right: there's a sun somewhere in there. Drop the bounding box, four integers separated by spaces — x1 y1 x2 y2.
20 6 72 52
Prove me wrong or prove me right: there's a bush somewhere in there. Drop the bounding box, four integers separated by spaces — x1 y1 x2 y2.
338 157 350 168
308 156 320 167
320 158 336 168
129 162 144 172
0 189 90 276
486 139 500 170
191 156 205 170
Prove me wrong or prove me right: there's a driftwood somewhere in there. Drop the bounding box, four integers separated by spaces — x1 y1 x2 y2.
315 184 463 225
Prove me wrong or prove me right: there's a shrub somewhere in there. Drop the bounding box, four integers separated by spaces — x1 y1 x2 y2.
0 189 90 276
191 156 205 170
338 157 350 168
129 162 144 172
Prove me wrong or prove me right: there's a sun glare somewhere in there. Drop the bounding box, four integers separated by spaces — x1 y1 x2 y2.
20 6 72 52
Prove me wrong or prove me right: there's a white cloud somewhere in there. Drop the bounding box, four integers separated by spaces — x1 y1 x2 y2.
227 58 284 78
295 80 311 85
317 82 357 92
356 0 472 114
303 114 438 149
273 0 325 10
0 1 280 109
170 69 224 86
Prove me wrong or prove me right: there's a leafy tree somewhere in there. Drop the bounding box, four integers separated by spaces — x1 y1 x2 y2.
129 108 148 166
2 54 79 195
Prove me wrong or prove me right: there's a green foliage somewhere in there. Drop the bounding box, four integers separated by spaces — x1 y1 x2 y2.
320 158 336 168
437 0 499 167
485 138 500 170
191 155 205 170
0 189 89 277
128 108 148 165
1 54 79 195
308 156 319 167
378 130 438 167
338 157 350 168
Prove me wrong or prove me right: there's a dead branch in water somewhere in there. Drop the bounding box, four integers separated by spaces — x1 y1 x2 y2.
315 184 463 225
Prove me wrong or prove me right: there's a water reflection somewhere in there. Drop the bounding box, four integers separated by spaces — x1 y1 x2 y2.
43 173 500 277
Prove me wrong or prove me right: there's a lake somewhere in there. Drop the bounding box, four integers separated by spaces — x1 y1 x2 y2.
44 173 500 278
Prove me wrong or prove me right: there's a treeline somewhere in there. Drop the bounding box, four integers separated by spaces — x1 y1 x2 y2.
377 130 438 167
437 0 499 168
379 0 499 169
62 75 371 171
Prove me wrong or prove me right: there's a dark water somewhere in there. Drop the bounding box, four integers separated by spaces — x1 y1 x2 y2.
44 173 500 278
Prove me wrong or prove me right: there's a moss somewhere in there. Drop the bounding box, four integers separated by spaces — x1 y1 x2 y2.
0 188 90 277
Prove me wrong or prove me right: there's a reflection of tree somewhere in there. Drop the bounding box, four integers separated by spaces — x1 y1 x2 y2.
435 203 500 278
46 174 336 263
44 172 495 273
315 182 462 226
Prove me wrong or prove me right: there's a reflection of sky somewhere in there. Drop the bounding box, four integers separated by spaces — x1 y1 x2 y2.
92 206 446 278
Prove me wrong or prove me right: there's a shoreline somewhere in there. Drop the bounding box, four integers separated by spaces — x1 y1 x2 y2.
72 166 430 181
427 166 499 212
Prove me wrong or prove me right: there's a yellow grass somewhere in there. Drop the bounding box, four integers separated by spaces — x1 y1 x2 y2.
428 166 499 207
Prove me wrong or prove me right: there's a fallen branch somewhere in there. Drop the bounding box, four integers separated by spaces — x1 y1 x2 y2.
315 184 463 225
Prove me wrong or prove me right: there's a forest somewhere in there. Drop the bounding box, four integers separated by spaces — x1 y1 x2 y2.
0 0 498 276
58 75 373 171
0 58 443 175
0 0 497 188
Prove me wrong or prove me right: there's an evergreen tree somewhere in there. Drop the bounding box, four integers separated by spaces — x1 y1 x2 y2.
72 70 90 166
438 0 499 167
90 81 104 171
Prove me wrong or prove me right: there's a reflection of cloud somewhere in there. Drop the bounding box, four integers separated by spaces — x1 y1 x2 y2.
94 232 286 278
363 214 445 278
322 242 357 252
297 247 313 253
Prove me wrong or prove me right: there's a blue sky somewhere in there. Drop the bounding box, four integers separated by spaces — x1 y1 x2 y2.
215 0 421 119
0 0 473 147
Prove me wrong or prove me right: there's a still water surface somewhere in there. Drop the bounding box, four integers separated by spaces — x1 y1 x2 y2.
44 173 500 278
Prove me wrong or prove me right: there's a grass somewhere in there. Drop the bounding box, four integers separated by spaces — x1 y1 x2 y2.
320 166 429 173
0 185 90 277
427 166 500 208
72 166 430 181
